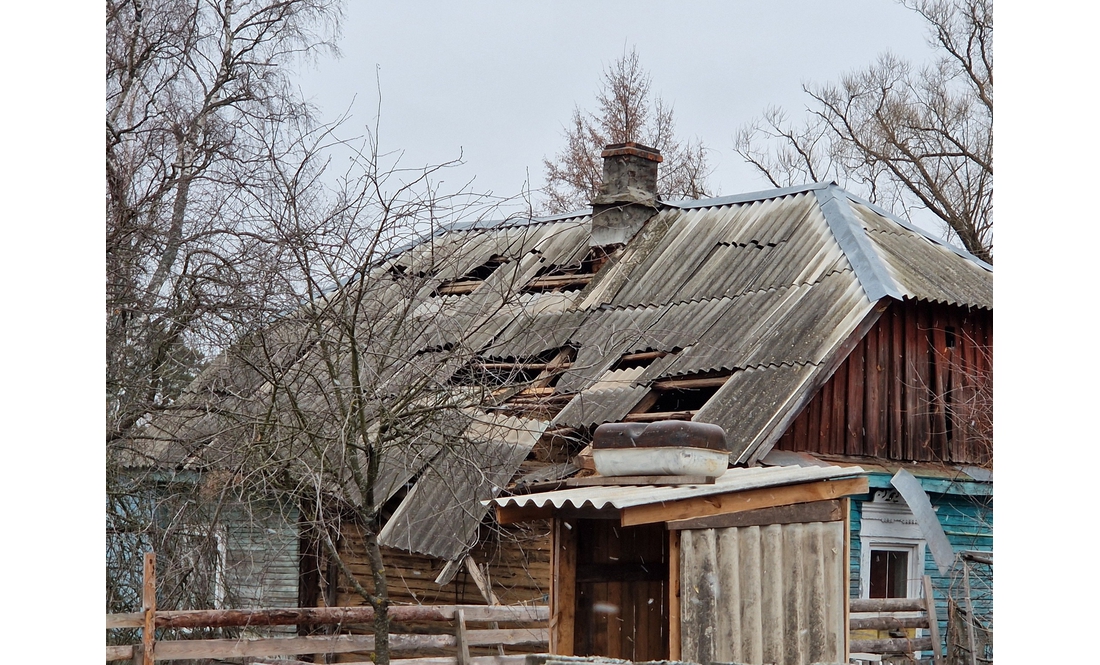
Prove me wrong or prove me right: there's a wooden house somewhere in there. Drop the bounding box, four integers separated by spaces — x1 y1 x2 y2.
131 142 991 658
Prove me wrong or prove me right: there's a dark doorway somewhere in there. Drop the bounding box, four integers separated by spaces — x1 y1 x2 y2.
574 520 669 660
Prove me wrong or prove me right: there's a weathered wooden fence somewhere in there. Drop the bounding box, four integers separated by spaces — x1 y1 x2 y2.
107 553 549 663
849 575 943 665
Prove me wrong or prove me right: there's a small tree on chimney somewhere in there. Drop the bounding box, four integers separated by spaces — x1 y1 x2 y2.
542 47 711 214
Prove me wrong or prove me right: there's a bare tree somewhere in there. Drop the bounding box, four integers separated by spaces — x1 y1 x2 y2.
542 47 711 213
735 0 992 263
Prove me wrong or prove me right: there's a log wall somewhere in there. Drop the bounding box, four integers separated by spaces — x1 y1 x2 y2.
776 300 992 464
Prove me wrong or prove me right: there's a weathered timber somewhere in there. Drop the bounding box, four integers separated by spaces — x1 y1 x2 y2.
850 636 933 653
668 529 681 661
618 350 668 363
849 598 926 613
565 474 716 487
142 552 155 665
145 628 548 661
620 477 869 527
666 499 843 530
849 615 929 630
622 410 697 422
106 605 549 630
923 574 944 665
435 281 482 295
550 518 576 655
107 644 134 661
525 274 595 289
347 657 528 665
651 375 731 391
455 609 471 665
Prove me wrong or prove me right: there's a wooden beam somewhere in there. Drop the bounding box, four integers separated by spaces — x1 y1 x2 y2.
620 477 869 527
668 529 681 661
495 503 556 525
651 376 730 391
434 281 482 295
107 605 549 630
849 598 926 613
850 636 933 654
550 518 577 655
849 616 929 630
142 552 155 665
565 475 715 487
618 350 668 363
147 629 548 661
106 645 133 661
621 410 697 423
666 499 843 530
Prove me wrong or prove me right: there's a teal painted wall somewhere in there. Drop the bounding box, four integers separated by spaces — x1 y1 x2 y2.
848 474 992 655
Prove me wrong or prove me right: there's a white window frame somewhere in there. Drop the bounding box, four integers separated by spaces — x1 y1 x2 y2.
858 490 927 600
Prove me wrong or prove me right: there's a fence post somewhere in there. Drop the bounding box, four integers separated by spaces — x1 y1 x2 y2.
143 552 156 665
922 575 943 665
454 609 470 665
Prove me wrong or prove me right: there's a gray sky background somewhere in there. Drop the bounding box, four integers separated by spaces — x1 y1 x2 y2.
293 1 942 231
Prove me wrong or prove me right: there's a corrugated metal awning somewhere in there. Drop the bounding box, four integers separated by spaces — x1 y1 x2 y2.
487 463 864 513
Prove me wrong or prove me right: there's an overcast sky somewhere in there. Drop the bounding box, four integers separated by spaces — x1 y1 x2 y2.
293 1 941 226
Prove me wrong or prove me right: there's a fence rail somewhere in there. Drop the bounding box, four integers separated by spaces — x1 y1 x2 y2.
107 552 548 664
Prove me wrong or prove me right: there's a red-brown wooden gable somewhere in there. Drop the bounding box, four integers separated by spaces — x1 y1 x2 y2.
776 300 991 465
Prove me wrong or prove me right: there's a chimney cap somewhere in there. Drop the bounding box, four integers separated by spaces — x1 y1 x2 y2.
601 142 663 163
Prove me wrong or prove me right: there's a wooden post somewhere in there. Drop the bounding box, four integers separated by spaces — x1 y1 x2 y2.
667 529 681 661
923 575 943 665
962 563 978 665
454 609 470 665
549 517 577 655
142 552 156 665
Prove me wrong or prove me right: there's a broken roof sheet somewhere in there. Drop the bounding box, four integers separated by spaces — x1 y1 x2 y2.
135 181 990 561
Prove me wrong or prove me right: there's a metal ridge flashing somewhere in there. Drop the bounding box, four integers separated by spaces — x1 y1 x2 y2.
815 185 902 303
843 191 993 271
664 182 832 209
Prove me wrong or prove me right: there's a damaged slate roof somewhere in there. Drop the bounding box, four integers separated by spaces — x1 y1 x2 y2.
130 179 991 563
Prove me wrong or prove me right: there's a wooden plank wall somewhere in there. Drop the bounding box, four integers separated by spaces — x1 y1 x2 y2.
332 521 551 609
777 300 992 464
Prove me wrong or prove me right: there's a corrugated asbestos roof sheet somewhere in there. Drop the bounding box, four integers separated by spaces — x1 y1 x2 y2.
488 464 865 512
378 414 547 560
136 181 990 562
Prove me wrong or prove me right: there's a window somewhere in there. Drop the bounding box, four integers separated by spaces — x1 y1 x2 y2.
858 490 926 600
869 548 909 599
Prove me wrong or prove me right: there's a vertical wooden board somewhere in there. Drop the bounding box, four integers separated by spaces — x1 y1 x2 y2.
930 318 950 458
890 307 905 459
682 529 718 665
914 304 934 460
668 530 681 661
819 380 833 455
863 323 882 456
760 524 785 665
807 391 823 454
831 362 848 456
846 341 865 455
782 523 807 665
793 397 809 451
550 518 576 655
739 525 764 664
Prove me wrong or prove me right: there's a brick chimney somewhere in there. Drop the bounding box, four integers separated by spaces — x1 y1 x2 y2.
590 142 662 246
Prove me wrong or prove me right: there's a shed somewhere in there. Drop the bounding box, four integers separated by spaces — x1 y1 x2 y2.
490 464 868 665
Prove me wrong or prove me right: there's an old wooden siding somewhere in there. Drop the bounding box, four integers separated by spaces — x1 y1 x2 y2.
221 502 301 634
848 485 993 651
776 299 992 465
680 521 846 665
334 520 551 608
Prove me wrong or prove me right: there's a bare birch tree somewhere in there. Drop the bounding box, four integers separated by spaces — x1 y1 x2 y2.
543 47 711 213
734 0 992 262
